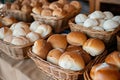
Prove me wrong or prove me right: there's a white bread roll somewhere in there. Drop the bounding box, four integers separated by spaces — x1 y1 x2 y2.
32 6 42 15
98 19 105 27
90 63 120 80
83 18 99 27
35 24 52 38
112 16 120 24
47 48 63 65
75 14 88 24
67 31 87 46
11 36 30 45
88 11 105 19
105 51 120 68
103 20 119 31
3 35 13 43
70 1 81 9
26 32 41 42
58 51 85 71
30 21 43 32
10 23 17 31
103 11 114 19
83 38 105 56
0 27 12 39
47 34 68 50
32 39 52 59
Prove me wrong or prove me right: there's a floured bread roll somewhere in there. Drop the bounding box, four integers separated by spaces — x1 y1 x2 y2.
89 11 105 19
58 51 85 71
92 26 104 31
30 21 43 32
90 63 120 80
21 5 32 13
105 51 120 68
32 6 42 15
47 48 63 65
11 36 30 45
83 38 105 56
75 14 88 24
35 24 52 38
112 16 120 24
103 20 119 31
32 39 52 59
47 34 68 50
26 32 41 42
103 11 114 19
41 8 53 16
0 27 12 39
70 1 81 9
83 18 98 27
58 0 68 5
11 3 20 10
49 2 63 10
63 4 75 13
3 35 13 43
67 31 87 46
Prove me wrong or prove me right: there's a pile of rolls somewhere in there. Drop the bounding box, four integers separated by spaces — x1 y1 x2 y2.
32 31 105 71
90 51 120 80
75 11 120 31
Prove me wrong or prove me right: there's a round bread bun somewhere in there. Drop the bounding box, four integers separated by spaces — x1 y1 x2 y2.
11 36 30 45
66 45 91 64
83 38 105 56
63 4 75 13
112 16 120 24
42 3 50 9
58 0 68 5
41 8 53 16
47 34 68 50
49 2 63 10
21 5 32 13
70 1 81 9
30 1 42 7
10 3 20 10
58 51 85 71
32 6 42 15
75 14 88 24
90 63 120 80
67 31 87 46
103 11 114 19
105 51 120 68
32 39 52 59
47 48 64 65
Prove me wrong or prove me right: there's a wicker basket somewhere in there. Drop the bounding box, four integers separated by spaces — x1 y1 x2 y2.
5 10 33 22
83 50 108 80
117 35 120 51
31 8 81 33
0 39 33 60
69 18 120 49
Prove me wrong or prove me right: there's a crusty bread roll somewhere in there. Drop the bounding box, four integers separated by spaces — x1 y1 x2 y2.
41 8 53 16
112 16 120 24
103 11 114 19
26 32 41 42
21 5 32 13
30 21 43 32
30 1 42 7
35 24 52 38
11 36 30 45
32 39 52 59
0 27 12 40
58 51 85 71
66 45 91 64
83 18 98 27
58 0 68 5
47 48 63 65
70 1 81 9
47 34 68 50
10 3 20 10
83 38 105 56
49 2 63 10
90 63 120 80
75 14 88 24
32 6 42 15
67 31 87 46
105 51 120 68
21 0 31 5
63 4 75 13
42 3 50 9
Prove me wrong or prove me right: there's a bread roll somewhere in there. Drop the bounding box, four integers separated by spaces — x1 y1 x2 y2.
75 14 88 24
30 1 42 7
21 5 32 13
112 16 120 24
32 6 42 15
47 34 68 50
11 3 20 10
67 31 87 46
32 39 52 59
103 11 114 19
21 0 31 5
58 51 85 71
105 51 120 68
11 36 30 45
83 18 98 27
66 45 91 64
63 4 75 13
47 48 63 65
83 38 105 56
70 1 81 9
30 21 43 32
42 3 50 9
35 24 52 38
0 27 12 39
41 8 53 16
58 0 68 5
3 35 13 43
98 19 105 27
26 32 41 42
49 2 63 10
90 63 120 80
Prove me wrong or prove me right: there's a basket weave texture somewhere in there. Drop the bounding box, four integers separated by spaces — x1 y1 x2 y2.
0 39 33 60
69 18 120 48
31 8 81 33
